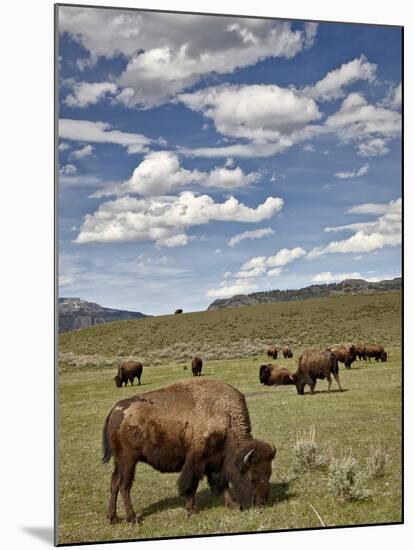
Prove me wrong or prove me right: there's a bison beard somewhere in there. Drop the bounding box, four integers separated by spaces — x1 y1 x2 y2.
102 379 276 523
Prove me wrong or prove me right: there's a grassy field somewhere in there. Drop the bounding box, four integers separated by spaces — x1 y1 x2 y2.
59 291 401 367
57 346 402 544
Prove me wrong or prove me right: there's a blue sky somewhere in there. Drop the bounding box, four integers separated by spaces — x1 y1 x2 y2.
57 6 402 315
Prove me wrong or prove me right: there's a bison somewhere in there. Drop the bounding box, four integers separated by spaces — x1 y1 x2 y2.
329 344 356 369
174 309 183 314
267 346 278 359
259 364 295 386
114 361 143 388
191 356 203 377
355 344 367 361
293 349 342 395
102 378 276 523
366 343 387 362
282 345 293 359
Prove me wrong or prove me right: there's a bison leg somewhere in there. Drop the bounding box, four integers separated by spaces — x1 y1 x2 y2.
333 372 342 392
118 457 140 523
107 463 121 524
224 488 238 509
178 452 204 514
327 373 332 393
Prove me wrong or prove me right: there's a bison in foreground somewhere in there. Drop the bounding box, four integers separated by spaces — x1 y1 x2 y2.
267 346 278 359
259 364 295 386
329 344 356 369
293 349 342 395
282 345 293 359
114 361 143 388
191 356 203 376
366 343 387 362
102 378 276 523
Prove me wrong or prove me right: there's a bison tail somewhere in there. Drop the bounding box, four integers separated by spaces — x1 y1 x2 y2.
102 412 112 464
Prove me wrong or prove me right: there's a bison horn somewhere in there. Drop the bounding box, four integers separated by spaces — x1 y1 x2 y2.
243 448 255 465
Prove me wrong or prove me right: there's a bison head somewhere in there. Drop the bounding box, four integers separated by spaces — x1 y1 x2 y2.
259 365 271 385
230 440 276 508
114 375 122 388
381 351 388 362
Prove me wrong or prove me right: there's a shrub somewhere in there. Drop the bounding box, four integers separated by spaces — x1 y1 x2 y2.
327 452 370 502
366 444 390 479
292 427 329 475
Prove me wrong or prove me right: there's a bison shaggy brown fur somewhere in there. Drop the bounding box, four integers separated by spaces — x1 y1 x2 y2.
293 349 342 395
259 364 295 386
329 344 356 369
282 345 293 359
102 378 276 523
355 344 367 361
267 346 278 359
114 361 143 388
191 356 203 376
366 343 387 362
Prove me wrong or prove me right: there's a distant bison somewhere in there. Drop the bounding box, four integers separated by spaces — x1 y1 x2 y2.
102 378 276 523
114 361 143 388
191 356 203 377
293 349 342 395
174 309 183 314
259 364 295 386
267 346 278 359
329 344 356 369
355 344 367 361
282 345 293 359
366 343 387 362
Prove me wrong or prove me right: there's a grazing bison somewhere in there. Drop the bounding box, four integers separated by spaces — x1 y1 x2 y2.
102 378 276 523
267 346 278 359
191 356 203 377
282 345 293 359
355 344 367 361
329 344 356 369
174 309 183 314
114 361 143 388
366 343 387 362
259 364 295 386
293 349 342 395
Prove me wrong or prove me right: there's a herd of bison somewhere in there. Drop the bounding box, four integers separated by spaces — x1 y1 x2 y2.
102 341 388 525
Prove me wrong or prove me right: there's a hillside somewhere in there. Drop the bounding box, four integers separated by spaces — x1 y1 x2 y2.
58 297 148 333
207 277 402 310
59 291 401 367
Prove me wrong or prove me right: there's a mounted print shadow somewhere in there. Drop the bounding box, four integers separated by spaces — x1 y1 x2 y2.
55 3 403 546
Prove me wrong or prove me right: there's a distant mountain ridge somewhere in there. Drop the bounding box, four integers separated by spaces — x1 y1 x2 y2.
207 277 402 311
59 297 148 333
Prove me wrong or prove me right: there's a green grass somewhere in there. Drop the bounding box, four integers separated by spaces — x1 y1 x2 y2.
57 348 402 545
59 292 401 366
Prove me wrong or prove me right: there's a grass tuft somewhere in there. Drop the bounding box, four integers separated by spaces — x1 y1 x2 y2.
292 427 329 475
327 451 370 502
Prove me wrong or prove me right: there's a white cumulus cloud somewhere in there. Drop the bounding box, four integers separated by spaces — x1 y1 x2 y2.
206 279 258 298
75 191 283 247
65 81 118 107
334 163 369 179
59 119 152 153
311 271 363 283
307 198 401 258
228 227 274 247
70 144 94 160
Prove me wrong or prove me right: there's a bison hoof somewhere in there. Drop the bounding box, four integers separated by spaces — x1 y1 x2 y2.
108 515 121 525
126 513 142 524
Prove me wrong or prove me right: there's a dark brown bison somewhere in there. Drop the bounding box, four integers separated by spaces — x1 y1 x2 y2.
267 346 278 359
329 344 356 369
191 356 203 377
102 378 276 523
366 343 387 362
174 309 183 314
282 345 293 359
114 361 143 388
259 364 295 386
355 344 367 361
293 349 342 395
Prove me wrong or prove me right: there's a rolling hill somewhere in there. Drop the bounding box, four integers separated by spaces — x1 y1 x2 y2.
59 291 401 368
